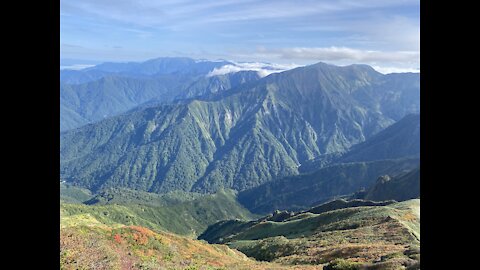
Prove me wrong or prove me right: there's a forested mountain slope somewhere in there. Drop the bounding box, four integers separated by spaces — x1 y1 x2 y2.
60 62 419 194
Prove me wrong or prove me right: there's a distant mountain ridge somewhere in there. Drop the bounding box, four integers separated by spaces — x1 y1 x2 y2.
60 59 261 131
85 57 232 76
60 61 419 195
60 57 233 84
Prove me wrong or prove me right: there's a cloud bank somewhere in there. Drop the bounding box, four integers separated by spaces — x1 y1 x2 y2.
233 46 420 74
60 64 96 70
272 47 419 62
371 66 419 74
207 62 301 77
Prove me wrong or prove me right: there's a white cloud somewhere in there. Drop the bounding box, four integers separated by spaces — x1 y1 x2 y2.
235 46 420 74
274 47 419 62
60 64 96 70
207 62 300 77
371 66 419 74
61 0 418 26
342 16 420 51
61 0 419 64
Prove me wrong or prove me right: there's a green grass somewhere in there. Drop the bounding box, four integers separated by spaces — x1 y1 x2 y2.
83 187 206 206
61 189 257 237
60 183 93 203
200 199 420 268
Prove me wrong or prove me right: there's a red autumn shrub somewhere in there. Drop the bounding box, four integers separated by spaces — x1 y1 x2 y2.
113 233 122 244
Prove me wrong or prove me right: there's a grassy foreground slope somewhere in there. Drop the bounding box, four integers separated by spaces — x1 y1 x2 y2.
61 189 257 237
60 218 322 270
200 199 420 269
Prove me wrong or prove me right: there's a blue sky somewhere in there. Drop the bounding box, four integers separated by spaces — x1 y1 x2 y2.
60 0 419 73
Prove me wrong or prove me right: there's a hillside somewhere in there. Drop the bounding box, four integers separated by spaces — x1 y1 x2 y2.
355 167 420 202
61 220 320 269
199 199 420 269
60 74 192 131
236 113 420 214
60 66 260 131
337 113 420 163
61 189 256 237
299 113 420 173
60 62 419 194
60 69 113 84
237 158 418 214
60 182 94 203
82 187 205 206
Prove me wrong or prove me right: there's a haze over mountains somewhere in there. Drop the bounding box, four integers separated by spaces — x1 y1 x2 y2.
60 58 302 131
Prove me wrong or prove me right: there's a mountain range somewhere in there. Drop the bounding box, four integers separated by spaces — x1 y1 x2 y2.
59 57 421 270
60 57 231 84
60 58 266 131
60 60 419 195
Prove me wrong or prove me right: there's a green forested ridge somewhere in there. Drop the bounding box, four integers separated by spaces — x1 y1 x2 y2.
60 189 257 237
82 187 205 206
237 157 419 214
60 74 193 131
60 69 112 84
60 57 259 131
337 113 420 163
236 113 420 214
370 73 420 120
60 62 419 194
298 113 420 173
60 69 260 131
180 70 261 99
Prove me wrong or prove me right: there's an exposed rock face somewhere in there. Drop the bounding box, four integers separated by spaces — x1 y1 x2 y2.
377 175 392 184
265 210 296 222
